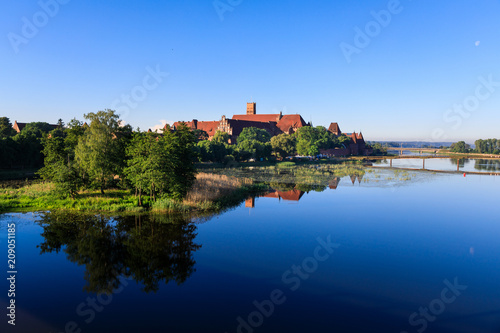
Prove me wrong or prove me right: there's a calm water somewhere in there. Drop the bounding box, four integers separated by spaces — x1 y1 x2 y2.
375 158 500 173
1 170 500 333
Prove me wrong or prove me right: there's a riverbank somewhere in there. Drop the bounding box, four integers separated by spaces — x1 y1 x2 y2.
0 173 266 214
436 150 500 159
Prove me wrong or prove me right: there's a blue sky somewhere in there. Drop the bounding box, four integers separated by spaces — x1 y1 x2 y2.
1 0 499 142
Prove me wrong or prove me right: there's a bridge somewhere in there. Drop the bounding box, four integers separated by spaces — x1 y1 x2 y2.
385 147 441 155
370 157 500 176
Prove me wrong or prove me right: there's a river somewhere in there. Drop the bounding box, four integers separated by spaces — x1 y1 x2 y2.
0 166 499 333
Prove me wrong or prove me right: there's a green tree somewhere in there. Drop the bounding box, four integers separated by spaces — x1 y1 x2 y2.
38 126 83 198
0 117 16 137
13 122 55 167
192 129 209 142
450 141 470 153
75 110 124 194
237 127 271 144
212 131 230 145
167 124 198 200
0 137 17 168
369 142 387 156
124 132 167 204
237 139 272 161
196 140 228 163
294 126 339 156
271 133 297 158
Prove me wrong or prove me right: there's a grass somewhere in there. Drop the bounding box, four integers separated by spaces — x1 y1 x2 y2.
152 173 265 214
0 172 265 215
0 182 144 213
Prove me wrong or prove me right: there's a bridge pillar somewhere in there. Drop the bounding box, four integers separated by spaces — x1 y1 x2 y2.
390 159 392 168
423 159 425 170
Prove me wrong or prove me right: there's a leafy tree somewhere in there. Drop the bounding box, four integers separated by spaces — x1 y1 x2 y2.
237 139 272 161
75 110 124 194
192 129 209 142
236 127 272 161
212 131 230 145
65 118 87 157
0 137 16 168
124 132 167 204
271 133 297 158
167 124 198 200
450 141 470 153
369 142 387 156
196 140 228 163
338 134 351 147
0 117 16 137
13 122 55 168
237 127 271 144
474 139 499 154
295 126 339 156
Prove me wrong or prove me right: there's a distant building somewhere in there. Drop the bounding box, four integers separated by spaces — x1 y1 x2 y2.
172 103 371 155
12 120 58 133
171 102 308 144
12 121 27 133
320 123 372 156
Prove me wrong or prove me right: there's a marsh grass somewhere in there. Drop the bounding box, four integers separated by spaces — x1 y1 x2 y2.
152 173 262 214
0 172 264 214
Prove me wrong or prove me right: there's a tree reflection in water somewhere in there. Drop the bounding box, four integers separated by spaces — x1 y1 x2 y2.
37 212 201 294
474 159 500 171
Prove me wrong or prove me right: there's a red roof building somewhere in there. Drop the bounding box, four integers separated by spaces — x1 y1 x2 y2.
13 121 58 133
172 103 371 156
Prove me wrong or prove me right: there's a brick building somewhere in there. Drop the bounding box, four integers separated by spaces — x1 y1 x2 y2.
172 102 371 156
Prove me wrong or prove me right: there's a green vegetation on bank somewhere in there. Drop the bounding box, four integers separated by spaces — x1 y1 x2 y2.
0 173 267 214
449 139 500 155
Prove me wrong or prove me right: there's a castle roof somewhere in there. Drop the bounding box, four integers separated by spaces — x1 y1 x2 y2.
276 115 307 133
223 119 279 137
197 121 220 137
328 122 341 134
232 114 281 123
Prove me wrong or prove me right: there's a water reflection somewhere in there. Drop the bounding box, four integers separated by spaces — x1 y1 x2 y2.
474 159 500 171
246 174 362 208
37 212 201 294
375 157 500 173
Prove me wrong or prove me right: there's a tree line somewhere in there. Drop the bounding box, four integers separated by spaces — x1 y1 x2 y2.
0 117 64 169
450 139 500 154
1 110 198 201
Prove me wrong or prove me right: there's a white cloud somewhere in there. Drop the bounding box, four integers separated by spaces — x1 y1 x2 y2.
475 41 481 47
150 119 174 132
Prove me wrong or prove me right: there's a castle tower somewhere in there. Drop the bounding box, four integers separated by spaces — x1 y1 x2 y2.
246 102 256 115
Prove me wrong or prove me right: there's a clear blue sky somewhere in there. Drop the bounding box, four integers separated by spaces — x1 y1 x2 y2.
1 0 499 143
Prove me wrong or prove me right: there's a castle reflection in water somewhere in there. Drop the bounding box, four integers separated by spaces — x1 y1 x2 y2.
245 174 364 208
